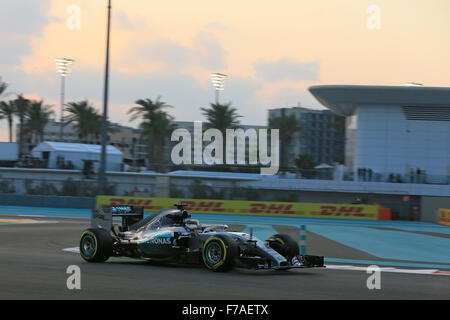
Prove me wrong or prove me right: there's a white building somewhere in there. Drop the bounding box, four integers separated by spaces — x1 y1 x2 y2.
309 85 450 183
32 141 123 172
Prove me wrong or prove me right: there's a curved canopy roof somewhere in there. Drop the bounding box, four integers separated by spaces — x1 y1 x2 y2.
308 85 450 116
33 141 123 155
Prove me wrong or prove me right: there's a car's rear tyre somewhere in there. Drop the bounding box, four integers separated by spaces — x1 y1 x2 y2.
202 235 237 272
79 228 113 262
266 233 299 262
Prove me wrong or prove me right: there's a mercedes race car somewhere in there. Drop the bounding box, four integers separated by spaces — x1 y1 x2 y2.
79 203 324 272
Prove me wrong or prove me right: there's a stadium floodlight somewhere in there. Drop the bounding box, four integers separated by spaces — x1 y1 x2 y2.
404 82 423 87
55 58 75 140
55 58 75 77
210 73 228 103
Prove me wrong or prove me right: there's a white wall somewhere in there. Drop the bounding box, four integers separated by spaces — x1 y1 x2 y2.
355 105 450 179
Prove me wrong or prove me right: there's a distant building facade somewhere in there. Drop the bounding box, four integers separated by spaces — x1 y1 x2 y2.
19 120 148 163
268 104 345 167
308 84 450 183
19 120 268 170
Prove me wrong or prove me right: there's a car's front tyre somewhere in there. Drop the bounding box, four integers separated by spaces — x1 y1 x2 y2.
79 228 113 262
266 233 299 262
202 235 237 272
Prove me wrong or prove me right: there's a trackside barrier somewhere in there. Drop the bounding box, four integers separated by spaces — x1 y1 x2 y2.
438 208 450 226
96 196 381 220
300 225 306 255
378 208 392 220
0 194 95 209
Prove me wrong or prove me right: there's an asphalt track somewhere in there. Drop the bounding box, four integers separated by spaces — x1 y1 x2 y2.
0 208 449 300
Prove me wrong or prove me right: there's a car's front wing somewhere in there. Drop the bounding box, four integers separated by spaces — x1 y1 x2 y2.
256 254 325 270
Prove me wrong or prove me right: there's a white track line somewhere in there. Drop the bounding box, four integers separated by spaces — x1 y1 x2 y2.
61 247 450 275
325 264 450 276
0 219 57 224
18 215 47 218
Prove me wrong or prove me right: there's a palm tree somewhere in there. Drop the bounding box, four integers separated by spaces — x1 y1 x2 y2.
128 97 174 171
25 100 54 145
201 102 241 134
89 112 103 143
64 100 101 143
269 115 301 168
13 94 31 156
0 78 13 142
0 101 15 142
0 77 8 100
294 152 316 177
201 102 242 164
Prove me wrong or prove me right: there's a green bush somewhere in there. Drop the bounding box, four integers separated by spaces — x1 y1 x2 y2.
169 184 185 198
59 178 114 197
189 179 227 200
0 175 15 194
24 179 58 195
229 182 261 201
22 177 114 197
273 191 299 202
190 179 209 199
59 178 78 196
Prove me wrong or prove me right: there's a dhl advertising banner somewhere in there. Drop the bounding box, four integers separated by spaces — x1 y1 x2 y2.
438 208 450 226
96 196 380 220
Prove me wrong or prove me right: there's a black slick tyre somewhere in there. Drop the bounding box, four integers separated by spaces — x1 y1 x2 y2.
79 228 113 262
267 233 299 262
202 235 237 272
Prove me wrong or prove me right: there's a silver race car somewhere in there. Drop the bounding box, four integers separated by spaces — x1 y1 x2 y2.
79 203 324 272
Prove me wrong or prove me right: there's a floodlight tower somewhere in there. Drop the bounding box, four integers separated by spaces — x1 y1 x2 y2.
99 0 112 195
210 73 228 104
55 58 75 140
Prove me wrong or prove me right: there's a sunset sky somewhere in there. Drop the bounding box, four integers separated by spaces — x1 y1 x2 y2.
1 0 449 142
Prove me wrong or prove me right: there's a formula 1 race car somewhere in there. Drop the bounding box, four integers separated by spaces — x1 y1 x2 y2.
79 203 324 272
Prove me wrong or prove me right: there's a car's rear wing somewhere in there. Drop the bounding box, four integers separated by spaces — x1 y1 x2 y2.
91 206 144 231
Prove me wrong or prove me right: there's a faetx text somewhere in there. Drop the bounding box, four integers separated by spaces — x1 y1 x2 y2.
227 305 269 315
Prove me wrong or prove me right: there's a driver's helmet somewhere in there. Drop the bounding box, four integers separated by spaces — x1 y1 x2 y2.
186 219 202 231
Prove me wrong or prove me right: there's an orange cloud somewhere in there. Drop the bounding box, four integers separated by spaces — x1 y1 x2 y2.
18 1 450 84
1 0 446 144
